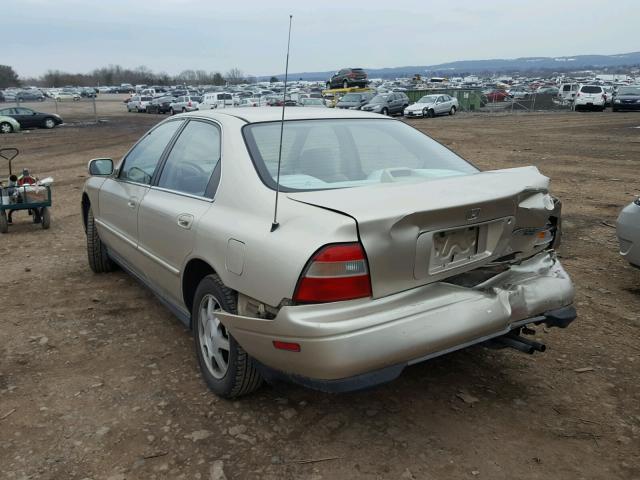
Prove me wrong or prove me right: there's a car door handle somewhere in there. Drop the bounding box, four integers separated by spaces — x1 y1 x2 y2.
127 199 137 209
177 213 194 229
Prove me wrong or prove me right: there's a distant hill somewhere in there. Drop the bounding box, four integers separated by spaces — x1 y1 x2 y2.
265 51 640 81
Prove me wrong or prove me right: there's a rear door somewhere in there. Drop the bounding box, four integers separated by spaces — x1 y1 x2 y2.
97 120 184 272
138 119 221 306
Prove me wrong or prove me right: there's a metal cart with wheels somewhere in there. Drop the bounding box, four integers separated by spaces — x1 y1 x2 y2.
0 148 52 234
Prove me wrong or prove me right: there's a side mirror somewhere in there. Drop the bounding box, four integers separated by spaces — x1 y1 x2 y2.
88 158 114 176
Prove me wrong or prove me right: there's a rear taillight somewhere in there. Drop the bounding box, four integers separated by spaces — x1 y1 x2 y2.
294 243 372 303
188 101 192 107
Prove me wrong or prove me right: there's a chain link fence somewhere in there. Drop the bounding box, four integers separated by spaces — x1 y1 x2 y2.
405 89 573 114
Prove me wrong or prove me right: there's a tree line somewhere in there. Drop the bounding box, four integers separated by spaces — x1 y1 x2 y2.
0 64 275 88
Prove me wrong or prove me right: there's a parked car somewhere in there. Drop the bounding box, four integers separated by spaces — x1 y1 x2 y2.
146 96 175 114
335 92 374 110
199 92 234 109
558 83 579 104
81 107 575 398
404 94 459 118
16 91 45 102
326 68 368 89
361 92 409 116
298 98 326 108
80 88 97 98
574 85 606 111
0 107 62 129
170 96 201 114
54 91 80 101
127 96 153 112
612 86 640 112
238 98 259 107
617 198 640 268
484 90 510 102
0 91 4 103
0 115 20 134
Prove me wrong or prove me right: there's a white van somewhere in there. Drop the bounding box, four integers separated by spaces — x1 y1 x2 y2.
199 92 235 109
558 83 579 104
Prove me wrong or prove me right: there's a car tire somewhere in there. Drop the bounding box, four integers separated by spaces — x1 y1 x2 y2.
427 109 435 118
40 208 50 230
381 107 389 116
43 118 56 129
182 107 186 113
612 107 618 112
170 108 175 115
192 274 263 398
86 207 114 273
343 80 349 89
422 108 428 117
449 106 456 115
326 82 331 90
0 122 13 134
0 211 7 234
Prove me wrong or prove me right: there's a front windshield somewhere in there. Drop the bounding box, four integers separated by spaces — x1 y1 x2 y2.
304 99 323 105
341 94 362 102
243 119 478 192
618 87 640 95
418 95 439 103
369 95 388 104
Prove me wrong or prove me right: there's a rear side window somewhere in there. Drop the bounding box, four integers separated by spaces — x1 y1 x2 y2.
158 120 221 198
119 121 183 184
580 86 602 94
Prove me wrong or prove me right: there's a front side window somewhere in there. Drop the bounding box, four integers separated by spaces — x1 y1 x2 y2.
15 108 33 115
119 121 183 184
244 119 478 192
158 121 221 197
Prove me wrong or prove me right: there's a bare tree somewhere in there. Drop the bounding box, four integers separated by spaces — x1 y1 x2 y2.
225 68 245 85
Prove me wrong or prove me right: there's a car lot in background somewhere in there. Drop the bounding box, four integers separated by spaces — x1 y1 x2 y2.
361 92 409 116
326 68 368 89
0 106 62 129
404 94 459 118
612 85 640 111
574 85 606 111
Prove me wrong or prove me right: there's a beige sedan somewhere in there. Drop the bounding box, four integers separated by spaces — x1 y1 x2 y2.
82 108 576 397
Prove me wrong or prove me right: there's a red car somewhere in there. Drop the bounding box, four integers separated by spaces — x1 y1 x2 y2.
484 90 510 102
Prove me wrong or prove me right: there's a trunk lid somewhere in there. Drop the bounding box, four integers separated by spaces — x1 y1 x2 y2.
288 166 555 298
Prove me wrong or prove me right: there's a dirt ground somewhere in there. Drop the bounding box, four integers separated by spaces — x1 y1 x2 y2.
1 97 639 480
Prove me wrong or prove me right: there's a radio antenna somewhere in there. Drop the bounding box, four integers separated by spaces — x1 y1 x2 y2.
271 14 293 233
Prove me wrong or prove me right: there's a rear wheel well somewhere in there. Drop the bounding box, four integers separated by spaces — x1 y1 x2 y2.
183 259 217 323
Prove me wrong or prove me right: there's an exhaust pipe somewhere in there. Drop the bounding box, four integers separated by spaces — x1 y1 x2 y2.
491 334 546 354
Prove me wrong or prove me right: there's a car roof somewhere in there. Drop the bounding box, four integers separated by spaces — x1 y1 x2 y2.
180 106 384 123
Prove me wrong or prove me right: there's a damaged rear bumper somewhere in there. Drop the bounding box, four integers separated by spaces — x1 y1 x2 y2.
217 251 575 390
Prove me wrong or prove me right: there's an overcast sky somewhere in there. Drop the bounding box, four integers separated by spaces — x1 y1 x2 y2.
4 0 638 78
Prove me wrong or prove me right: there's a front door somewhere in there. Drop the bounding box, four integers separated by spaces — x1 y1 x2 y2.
96 120 184 272
138 119 222 307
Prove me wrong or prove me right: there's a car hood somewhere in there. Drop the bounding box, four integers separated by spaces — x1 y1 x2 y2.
406 102 434 110
288 166 556 298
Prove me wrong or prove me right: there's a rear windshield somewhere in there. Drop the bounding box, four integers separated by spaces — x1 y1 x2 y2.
243 119 477 192
340 94 362 101
618 87 640 95
141 96 153 101
580 86 602 93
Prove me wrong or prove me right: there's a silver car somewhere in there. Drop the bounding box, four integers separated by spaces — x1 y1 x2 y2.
82 108 576 397
404 94 459 118
617 198 640 268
